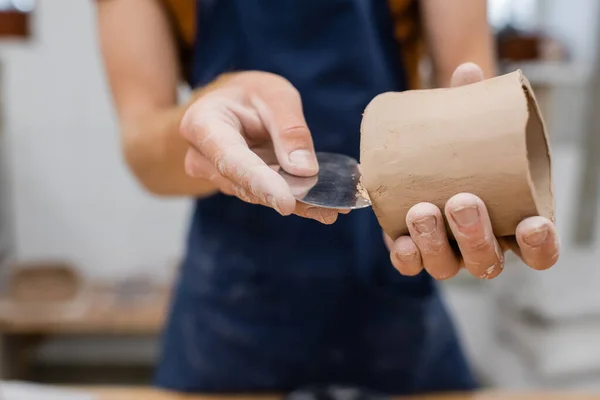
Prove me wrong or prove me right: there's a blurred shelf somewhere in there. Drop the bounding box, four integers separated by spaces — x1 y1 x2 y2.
0 283 170 335
0 11 30 38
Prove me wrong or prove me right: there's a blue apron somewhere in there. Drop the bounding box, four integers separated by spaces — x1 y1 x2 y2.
156 0 476 394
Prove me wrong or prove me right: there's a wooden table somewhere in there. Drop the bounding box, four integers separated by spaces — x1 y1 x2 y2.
0 284 170 379
86 388 278 400
82 387 600 400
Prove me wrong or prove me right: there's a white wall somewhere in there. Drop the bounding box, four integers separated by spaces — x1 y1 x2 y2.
1 0 191 281
541 0 600 64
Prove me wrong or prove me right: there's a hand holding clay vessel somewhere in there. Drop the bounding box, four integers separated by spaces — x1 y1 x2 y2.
360 69 554 241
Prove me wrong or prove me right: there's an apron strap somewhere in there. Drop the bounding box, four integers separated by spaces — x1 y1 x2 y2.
159 0 423 88
157 0 197 82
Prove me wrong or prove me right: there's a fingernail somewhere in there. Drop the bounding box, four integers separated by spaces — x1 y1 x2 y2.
306 208 336 224
524 225 548 247
288 150 318 172
451 206 480 227
413 216 436 234
394 249 417 261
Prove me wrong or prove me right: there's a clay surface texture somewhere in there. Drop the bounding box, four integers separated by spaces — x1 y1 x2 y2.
360 70 554 240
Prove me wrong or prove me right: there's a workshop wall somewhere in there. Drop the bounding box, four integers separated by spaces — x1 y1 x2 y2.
0 0 192 282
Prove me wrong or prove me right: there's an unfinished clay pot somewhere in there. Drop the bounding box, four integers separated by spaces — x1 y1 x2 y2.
360 69 554 240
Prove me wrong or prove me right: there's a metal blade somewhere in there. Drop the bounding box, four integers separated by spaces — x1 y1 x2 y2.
278 152 372 210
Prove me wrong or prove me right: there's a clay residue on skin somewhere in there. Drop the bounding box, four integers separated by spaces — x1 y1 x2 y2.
357 176 371 202
480 265 497 279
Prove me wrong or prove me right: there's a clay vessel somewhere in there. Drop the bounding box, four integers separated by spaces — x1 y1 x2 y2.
360 70 554 240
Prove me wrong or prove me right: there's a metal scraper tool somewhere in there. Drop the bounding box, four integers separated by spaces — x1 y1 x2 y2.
277 152 372 210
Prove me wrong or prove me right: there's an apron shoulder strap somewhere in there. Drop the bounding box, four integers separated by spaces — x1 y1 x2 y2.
158 0 197 82
157 0 422 88
388 0 424 89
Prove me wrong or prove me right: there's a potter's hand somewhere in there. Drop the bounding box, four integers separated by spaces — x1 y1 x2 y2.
180 71 346 224
385 63 560 280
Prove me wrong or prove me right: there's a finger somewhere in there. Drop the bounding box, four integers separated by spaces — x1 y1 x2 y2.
293 202 338 224
184 148 235 194
445 193 504 279
181 100 296 215
390 236 423 277
406 203 461 280
515 216 560 270
185 148 261 202
450 62 484 87
184 146 214 179
251 82 319 177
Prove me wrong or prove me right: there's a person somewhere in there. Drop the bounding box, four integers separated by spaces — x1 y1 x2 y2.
95 0 560 395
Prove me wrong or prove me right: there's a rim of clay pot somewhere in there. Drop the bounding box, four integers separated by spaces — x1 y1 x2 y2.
522 81 555 223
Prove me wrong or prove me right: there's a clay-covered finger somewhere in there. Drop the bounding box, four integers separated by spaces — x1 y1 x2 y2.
184 147 216 178
390 236 423 276
515 216 560 270
406 203 461 280
445 193 504 279
180 100 296 215
184 148 261 203
294 202 338 225
185 148 234 194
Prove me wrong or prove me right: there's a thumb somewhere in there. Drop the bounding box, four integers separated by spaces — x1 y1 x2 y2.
251 82 319 177
450 62 485 87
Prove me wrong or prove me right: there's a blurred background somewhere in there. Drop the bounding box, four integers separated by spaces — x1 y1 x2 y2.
0 0 599 391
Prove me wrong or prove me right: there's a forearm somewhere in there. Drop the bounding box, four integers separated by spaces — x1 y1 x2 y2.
97 0 218 197
420 0 497 87
121 100 217 197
